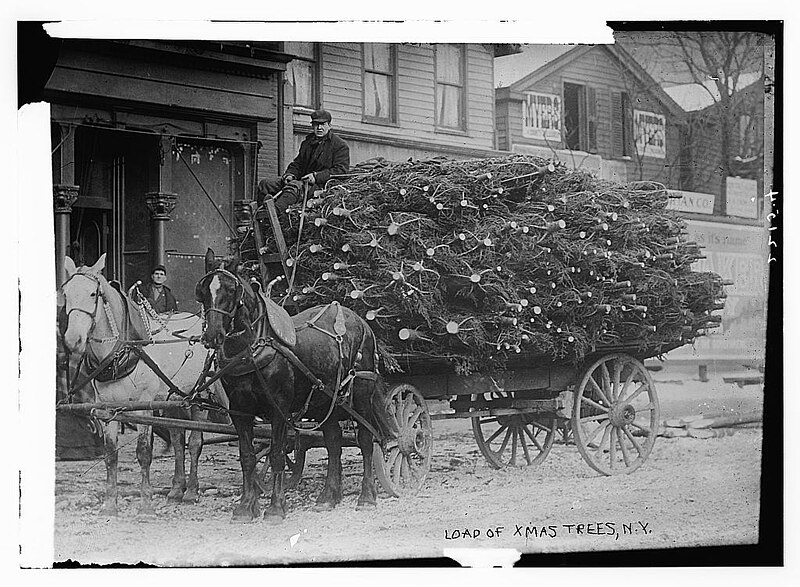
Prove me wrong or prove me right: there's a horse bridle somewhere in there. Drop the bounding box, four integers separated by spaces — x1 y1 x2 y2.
60 272 110 342
198 268 252 337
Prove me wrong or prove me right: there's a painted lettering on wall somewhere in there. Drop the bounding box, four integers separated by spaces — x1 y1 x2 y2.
633 109 666 159
522 92 562 142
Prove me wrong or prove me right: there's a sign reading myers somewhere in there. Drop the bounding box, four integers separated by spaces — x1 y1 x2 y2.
726 176 759 219
522 92 561 142
666 190 715 215
633 109 666 159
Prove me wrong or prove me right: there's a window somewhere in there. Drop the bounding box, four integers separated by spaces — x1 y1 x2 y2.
363 44 396 122
285 42 318 108
738 113 759 161
563 82 586 151
435 44 466 131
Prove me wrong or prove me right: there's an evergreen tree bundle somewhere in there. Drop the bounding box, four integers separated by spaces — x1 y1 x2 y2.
237 155 727 374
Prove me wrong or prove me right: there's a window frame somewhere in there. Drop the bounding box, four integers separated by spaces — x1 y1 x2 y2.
562 81 587 152
285 42 321 110
361 43 399 126
434 43 468 133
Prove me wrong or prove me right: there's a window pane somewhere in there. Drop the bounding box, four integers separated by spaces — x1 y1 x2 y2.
285 41 315 60
365 72 392 119
436 84 463 128
436 44 463 85
365 44 391 72
288 60 314 107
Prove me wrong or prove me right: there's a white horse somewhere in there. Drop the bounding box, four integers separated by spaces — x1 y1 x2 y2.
60 254 227 517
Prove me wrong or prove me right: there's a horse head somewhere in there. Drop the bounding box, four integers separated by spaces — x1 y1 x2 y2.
60 254 109 354
196 248 259 350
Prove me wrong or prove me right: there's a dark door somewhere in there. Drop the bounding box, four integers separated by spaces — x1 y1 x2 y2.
563 82 586 152
71 127 157 285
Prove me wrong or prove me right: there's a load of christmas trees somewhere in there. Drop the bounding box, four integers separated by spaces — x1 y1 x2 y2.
237 154 727 374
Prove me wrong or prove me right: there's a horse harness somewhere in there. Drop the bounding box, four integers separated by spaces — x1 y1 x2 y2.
60 271 204 403
204 268 384 442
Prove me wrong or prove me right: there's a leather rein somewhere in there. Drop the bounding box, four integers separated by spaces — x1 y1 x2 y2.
199 268 384 441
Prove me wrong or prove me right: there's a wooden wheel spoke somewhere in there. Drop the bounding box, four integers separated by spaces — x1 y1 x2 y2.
406 405 423 426
523 424 544 452
630 420 652 434
623 426 645 455
599 364 612 400
583 419 608 447
391 449 403 481
619 369 636 399
612 360 624 400
519 428 532 464
633 401 656 413
617 428 632 467
497 428 513 455
608 428 617 469
580 394 609 413
580 413 610 424
485 423 508 445
620 382 648 404
586 422 613 458
510 428 519 465
587 376 612 406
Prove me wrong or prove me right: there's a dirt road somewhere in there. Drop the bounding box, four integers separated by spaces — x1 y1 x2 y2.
51 368 765 566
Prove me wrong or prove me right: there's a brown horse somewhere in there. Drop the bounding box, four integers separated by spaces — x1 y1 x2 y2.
196 249 398 522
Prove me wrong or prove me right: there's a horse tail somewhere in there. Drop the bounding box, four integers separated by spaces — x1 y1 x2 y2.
356 318 400 440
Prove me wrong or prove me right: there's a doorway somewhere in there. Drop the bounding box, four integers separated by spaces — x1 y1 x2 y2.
71 127 157 286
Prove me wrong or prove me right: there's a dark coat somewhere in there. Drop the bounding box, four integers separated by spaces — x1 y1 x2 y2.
144 282 178 313
285 131 350 186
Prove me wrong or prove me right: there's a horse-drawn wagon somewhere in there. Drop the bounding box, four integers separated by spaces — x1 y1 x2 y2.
57 198 679 521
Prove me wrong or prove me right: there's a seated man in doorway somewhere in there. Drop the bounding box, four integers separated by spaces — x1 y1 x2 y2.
257 109 350 213
142 265 178 313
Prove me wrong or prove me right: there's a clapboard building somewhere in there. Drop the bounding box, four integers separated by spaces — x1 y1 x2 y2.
39 35 517 306
494 45 687 187
282 42 517 164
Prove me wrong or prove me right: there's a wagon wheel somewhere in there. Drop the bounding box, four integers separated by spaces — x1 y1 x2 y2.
470 391 557 469
373 383 433 497
572 353 659 476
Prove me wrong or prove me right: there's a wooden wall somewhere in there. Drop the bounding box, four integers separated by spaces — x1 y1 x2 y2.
292 43 498 163
497 46 684 188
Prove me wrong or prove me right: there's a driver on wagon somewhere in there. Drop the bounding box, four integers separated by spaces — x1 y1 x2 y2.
257 109 350 214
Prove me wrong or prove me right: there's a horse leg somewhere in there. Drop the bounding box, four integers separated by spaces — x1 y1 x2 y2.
167 426 187 502
100 419 120 517
231 413 260 522
356 424 378 510
314 418 343 511
135 423 156 517
183 405 203 503
263 414 288 522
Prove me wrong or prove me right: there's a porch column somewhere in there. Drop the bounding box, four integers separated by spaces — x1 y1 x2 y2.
53 184 79 286
145 192 177 269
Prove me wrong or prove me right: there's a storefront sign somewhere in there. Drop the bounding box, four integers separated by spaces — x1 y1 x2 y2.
668 219 769 362
633 109 666 159
726 176 759 219
522 92 561 141
666 190 715 215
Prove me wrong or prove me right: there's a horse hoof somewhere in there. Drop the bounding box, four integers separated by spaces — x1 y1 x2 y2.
263 511 286 525
182 491 200 504
230 512 256 524
167 490 185 502
356 501 377 511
